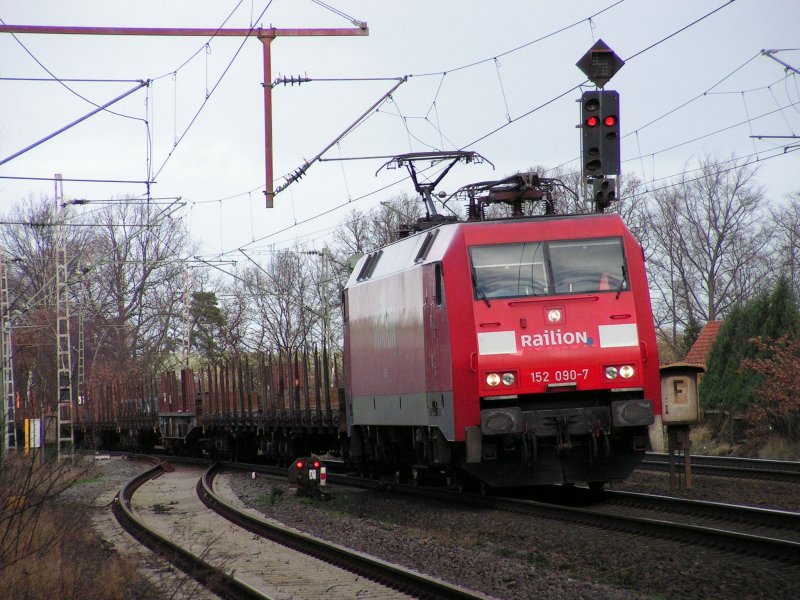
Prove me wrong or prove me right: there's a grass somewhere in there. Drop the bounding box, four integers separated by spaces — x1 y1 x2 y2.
690 424 800 460
757 435 800 460
151 501 177 514
255 484 286 507
73 475 104 486
0 454 159 600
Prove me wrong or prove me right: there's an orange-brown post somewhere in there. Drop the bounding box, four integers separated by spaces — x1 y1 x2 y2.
261 34 275 207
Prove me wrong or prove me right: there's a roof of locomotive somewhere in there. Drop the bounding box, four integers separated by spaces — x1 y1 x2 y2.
345 212 631 289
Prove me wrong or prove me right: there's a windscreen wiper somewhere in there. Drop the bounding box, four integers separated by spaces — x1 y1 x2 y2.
615 265 628 300
471 267 491 307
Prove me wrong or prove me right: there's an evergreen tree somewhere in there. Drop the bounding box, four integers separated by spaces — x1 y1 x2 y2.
677 317 703 359
189 291 226 363
700 277 798 412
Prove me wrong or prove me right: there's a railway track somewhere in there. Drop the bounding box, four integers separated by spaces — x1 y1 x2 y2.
202 463 490 600
641 452 800 482
106 454 800 597
597 487 800 556
114 458 489 600
221 461 800 564
112 458 266 600
413 482 800 564
491 486 800 564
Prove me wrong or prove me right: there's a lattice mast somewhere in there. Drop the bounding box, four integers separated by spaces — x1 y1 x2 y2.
77 308 84 411
1 253 16 456
55 174 74 457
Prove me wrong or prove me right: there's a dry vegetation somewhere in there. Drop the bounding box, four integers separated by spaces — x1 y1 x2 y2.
688 424 800 460
0 454 154 600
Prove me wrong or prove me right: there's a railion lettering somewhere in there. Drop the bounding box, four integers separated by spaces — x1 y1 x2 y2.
520 329 592 348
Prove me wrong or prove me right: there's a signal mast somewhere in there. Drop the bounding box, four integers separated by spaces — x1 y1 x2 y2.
576 39 625 212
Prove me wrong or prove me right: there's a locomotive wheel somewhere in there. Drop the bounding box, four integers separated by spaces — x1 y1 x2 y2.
393 466 411 484
411 466 425 487
455 473 476 493
359 461 377 480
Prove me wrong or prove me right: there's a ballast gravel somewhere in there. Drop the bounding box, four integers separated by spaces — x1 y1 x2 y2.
68 457 800 600
224 469 800 600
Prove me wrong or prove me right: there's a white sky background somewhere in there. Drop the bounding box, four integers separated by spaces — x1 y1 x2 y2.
1 1 798 265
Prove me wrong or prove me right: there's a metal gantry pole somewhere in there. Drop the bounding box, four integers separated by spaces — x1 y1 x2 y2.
0 23 369 208
1 253 16 457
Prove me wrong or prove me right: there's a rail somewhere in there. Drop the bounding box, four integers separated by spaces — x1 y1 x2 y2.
201 462 489 600
112 457 270 600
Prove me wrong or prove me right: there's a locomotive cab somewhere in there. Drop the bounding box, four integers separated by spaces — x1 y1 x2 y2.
463 224 659 487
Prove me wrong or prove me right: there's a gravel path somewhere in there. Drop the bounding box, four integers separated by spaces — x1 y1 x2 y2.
223 469 800 600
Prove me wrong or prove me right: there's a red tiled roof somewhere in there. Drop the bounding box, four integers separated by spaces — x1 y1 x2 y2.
683 320 723 367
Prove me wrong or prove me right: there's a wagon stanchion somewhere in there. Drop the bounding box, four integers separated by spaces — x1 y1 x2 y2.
313 344 322 422
302 346 311 423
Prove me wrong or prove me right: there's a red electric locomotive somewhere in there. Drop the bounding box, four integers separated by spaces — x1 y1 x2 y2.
343 171 661 489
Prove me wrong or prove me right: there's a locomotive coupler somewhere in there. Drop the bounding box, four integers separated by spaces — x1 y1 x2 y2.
521 430 538 465
555 416 573 455
589 423 611 464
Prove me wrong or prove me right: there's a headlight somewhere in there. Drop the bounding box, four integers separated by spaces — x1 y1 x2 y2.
486 373 501 387
501 372 516 386
604 366 618 379
619 365 635 379
546 308 562 323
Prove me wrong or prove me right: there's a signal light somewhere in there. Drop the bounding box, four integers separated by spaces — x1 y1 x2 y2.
312 461 320 468
295 460 304 469
581 90 620 177
592 177 616 210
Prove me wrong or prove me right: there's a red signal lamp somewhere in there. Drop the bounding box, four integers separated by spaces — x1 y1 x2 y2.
295 460 304 469
604 115 617 127
586 116 599 127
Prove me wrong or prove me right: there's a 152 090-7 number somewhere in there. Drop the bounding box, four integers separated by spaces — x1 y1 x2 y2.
531 368 590 383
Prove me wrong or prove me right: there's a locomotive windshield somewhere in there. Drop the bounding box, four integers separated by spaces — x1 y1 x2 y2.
470 237 628 299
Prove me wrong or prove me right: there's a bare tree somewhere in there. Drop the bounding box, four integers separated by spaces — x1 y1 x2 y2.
0 196 92 414
217 281 254 355
642 155 772 352
79 200 192 373
331 192 422 258
243 250 320 353
330 192 423 289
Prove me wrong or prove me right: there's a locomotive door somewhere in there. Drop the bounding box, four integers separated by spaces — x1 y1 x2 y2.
423 262 451 410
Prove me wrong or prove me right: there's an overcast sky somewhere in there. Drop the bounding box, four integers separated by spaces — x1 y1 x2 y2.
1 1 798 264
